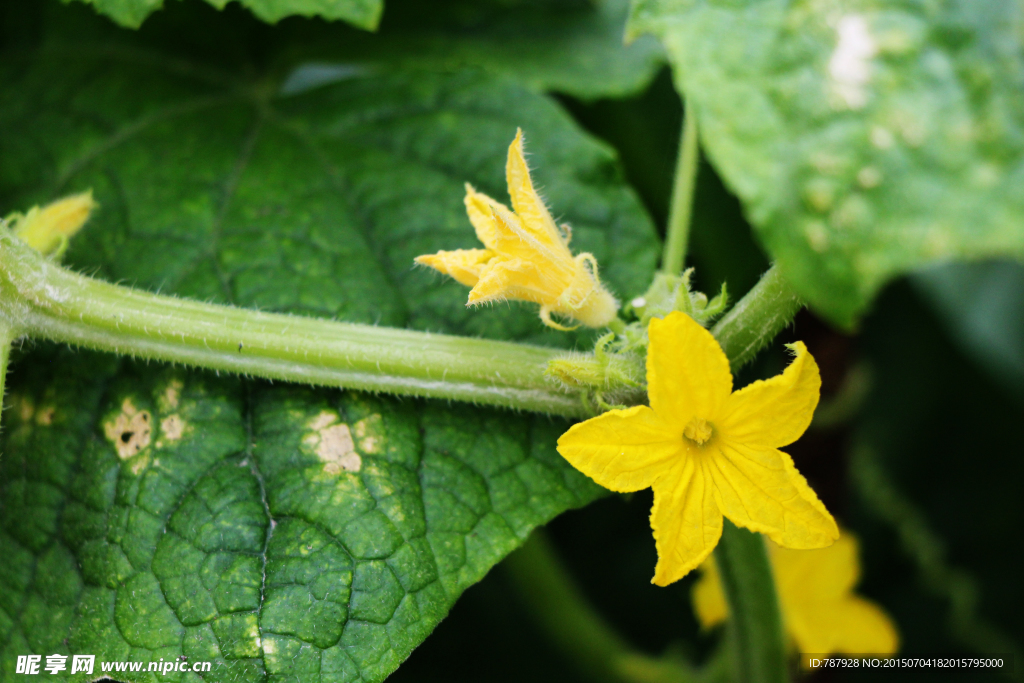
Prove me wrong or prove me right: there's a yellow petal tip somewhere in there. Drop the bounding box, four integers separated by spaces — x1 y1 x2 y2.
12 190 98 256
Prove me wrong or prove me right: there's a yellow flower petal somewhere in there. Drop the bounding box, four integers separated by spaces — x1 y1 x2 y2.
414 249 493 288
557 405 682 493
647 312 733 427
792 597 899 654
651 457 722 586
773 528 858 598
692 533 900 656
463 183 505 249
12 190 97 256
719 342 821 448
709 441 838 548
467 257 546 305
488 203 574 280
691 558 727 629
775 536 899 654
416 130 618 329
505 128 563 246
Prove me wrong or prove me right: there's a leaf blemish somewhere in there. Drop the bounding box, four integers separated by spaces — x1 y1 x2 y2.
160 414 186 442
159 379 183 412
14 396 34 422
103 398 152 459
302 410 362 474
353 414 385 454
828 15 877 110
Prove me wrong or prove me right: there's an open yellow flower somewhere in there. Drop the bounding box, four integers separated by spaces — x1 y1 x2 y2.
692 532 899 655
557 311 838 585
415 129 618 330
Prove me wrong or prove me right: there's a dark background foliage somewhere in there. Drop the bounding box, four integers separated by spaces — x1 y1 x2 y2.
2 0 1022 681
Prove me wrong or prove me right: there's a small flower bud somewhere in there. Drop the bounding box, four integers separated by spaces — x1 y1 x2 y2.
10 191 97 257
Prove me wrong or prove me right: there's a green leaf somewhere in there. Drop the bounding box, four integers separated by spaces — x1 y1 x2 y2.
64 0 383 30
0 12 659 683
275 0 665 101
629 0 1024 326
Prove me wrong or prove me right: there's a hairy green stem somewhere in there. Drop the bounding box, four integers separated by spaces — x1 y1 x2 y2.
0 230 585 417
711 265 802 372
505 530 710 683
709 267 800 683
715 522 787 683
661 107 700 276
0 321 15 422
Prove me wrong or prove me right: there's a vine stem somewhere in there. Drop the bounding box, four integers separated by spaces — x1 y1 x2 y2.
712 265 801 372
661 106 700 276
715 522 787 683
0 230 585 417
708 265 801 683
504 530 727 683
0 320 15 424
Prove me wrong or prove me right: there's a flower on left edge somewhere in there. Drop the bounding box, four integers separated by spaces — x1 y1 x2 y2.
415 129 618 330
557 311 838 586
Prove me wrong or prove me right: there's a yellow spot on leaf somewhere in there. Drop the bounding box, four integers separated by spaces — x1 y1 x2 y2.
129 452 151 476
36 406 56 425
160 414 186 443
303 410 361 474
103 398 152 459
12 395 35 422
159 379 184 412
353 414 385 454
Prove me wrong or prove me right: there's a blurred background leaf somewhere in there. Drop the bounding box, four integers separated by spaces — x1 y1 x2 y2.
913 260 1024 404
64 0 383 30
628 0 1024 327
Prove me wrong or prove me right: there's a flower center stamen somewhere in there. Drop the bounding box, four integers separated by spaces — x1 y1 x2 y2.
683 417 713 445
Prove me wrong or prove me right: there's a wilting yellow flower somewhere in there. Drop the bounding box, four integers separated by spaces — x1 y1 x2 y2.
557 311 838 586
693 532 899 655
10 191 97 256
415 129 618 330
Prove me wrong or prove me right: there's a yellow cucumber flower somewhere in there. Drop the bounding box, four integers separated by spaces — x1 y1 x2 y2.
9 191 97 257
415 129 618 330
557 311 838 586
692 532 899 656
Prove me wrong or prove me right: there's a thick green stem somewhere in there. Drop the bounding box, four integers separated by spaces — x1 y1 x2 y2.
711 265 802 372
714 522 787 683
505 530 706 683
661 108 700 276
0 231 585 417
708 265 802 683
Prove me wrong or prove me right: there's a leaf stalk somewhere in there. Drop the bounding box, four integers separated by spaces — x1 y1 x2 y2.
661 106 700 276
714 522 788 683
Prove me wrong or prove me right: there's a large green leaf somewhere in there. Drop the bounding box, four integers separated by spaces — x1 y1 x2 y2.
0 8 660 683
45 0 664 102
65 0 382 30
274 0 665 101
629 0 1024 326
